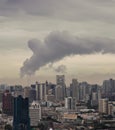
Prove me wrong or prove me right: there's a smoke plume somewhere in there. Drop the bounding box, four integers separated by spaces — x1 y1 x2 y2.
54 65 67 73
48 63 67 73
20 31 115 77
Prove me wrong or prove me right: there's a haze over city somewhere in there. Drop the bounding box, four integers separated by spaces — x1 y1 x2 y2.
0 0 115 85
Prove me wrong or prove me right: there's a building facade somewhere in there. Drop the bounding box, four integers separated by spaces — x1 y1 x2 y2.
13 95 30 130
2 90 13 115
65 97 76 110
29 101 41 126
99 98 108 114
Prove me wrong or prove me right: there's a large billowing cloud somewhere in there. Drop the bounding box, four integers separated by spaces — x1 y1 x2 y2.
20 31 115 77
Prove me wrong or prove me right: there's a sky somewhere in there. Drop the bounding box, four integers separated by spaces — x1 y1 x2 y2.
0 0 115 86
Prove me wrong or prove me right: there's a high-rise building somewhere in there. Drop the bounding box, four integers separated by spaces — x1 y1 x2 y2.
102 79 115 99
29 101 41 126
79 82 91 102
36 82 47 101
40 83 46 101
29 87 36 103
55 85 64 101
91 92 98 107
56 75 66 99
71 79 79 101
35 82 40 101
99 98 108 114
90 84 99 107
13 95 30 130
65 97 76 110
2 90 13 115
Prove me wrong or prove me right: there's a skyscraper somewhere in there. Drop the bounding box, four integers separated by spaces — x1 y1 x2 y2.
71 79 79 101
13 95 30 130
102 79 115 99
55 85 64 101
29 86 36 103
56 75 66 99
36 82 47 101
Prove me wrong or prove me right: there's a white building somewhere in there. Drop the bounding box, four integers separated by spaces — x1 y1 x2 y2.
65 97 76 110
99 98 108 114
29 101 41 126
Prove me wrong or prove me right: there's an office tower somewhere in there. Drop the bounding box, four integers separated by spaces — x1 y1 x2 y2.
13 95 30 130
45 80 49 95
71 79 79 101
29 101 41 126
91 92 98 107
66 87 71 97
56 75 66 99
36 82 47 101
90 84 99 107
65 97 76 110
98 87 102 101
102 79 115 99
36 82 40 101
55 85 64 101
2 90 13 115
29 87 36 103
99 98 108 114
79 82 91 102
40 83 46 101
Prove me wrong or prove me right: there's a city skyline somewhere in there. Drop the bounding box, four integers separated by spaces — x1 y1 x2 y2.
0 0 115 85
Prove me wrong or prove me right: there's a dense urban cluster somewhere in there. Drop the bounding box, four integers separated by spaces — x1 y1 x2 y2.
0 75 115 130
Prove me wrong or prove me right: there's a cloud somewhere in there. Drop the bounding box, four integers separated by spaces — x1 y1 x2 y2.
48 63 67 73
20 31 115 77
0 0 114 23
